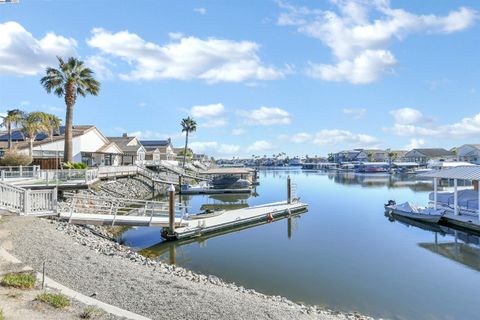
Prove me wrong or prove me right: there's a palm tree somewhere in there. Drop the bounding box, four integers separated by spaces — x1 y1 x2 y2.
180 117 197 169
1 109 25 150
21 112 49 157
45 114 62 169
40 56 100 163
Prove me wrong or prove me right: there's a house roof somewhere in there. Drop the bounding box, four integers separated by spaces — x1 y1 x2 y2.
140 139 172 148
96 141 123 154
107 136 144 153
0 126 96 150
408 148 455 157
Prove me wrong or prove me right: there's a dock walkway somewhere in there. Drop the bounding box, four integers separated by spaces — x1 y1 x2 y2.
167 201 308 240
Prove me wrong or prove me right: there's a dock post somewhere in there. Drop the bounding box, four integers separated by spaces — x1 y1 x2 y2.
287 175 292 204
287 217 292 239
178 175 183 194
168 184 176 235
454 179 458 215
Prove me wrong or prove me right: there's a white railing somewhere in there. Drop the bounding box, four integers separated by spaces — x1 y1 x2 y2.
0 181 25 213
62 193 188 225
98 165 138 178
0 181 57 215
37 169 99 186
0 165 41 181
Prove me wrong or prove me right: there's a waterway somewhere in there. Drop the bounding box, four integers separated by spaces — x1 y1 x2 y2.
120 169 480 320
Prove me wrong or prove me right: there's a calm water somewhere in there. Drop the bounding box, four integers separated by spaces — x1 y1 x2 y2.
121 169 480 320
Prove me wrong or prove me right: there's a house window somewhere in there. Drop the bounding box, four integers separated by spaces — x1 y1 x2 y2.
104 154 112 166
81 152 92 165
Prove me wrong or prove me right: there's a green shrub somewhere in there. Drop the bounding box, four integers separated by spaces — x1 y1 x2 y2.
0 308 4 320
0 149 32 166
35 292 70 309
1 272 36 289
79 306 103 319
63 162 88 169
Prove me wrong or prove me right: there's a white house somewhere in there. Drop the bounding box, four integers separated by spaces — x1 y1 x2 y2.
108 134 147 165
0 125 124 166
457 144 480 164
141 139 176 161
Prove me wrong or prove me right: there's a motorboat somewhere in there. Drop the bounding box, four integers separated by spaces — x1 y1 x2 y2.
211 175 252 189
384 200 444 223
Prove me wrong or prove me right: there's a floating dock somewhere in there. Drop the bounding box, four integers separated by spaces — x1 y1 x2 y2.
162 200 308 240
441 213 480 234
179 188 252 195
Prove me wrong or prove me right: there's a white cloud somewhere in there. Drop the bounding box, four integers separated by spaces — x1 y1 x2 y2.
290 132 312 143
189 141 240 156
190 103 225 118
168 32 184 40
343 107 367 119
85 55 114 80
405 138 426 150
194 8 207 15
232 128 246 136
306 49 396 84
390 107 423 125
313 129 378 147
278 1 477 84
0 21 77 76
19 100 30 107
386 111 480 139
87 28 284 83
138 102 147 107
240 107 291 126
202 118 228 128
247 140 273 152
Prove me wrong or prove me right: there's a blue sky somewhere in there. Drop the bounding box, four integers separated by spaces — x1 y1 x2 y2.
1 0 479 158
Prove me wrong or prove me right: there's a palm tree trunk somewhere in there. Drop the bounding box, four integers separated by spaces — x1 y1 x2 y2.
7 122 11 150
64 82 76 163
29 138 33 157
182 132 189 169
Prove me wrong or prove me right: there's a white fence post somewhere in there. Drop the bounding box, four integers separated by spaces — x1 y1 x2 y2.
1 171 4 182
52 187 58 213
19 165 23 177
23 189 30 215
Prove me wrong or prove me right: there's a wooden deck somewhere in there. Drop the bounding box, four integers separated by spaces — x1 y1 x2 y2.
164 201 308 240
180 188 252 195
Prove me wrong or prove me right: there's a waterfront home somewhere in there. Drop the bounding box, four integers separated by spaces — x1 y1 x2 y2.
0 125 124 168
333 149 387 163
404 148 455 165
108 133 146 165
144 147 161 162
456 144 480 164
141 138 176 161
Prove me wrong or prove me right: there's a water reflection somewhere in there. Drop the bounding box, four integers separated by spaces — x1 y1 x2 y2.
139 214 304 264
386 213 480 272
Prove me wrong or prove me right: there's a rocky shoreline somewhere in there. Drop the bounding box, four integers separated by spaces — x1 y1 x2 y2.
0 215 374 320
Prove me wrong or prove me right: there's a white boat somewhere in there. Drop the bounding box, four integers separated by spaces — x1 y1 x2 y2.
384 200 444 223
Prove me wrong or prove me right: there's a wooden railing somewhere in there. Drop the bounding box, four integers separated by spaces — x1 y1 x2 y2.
0 181 57 215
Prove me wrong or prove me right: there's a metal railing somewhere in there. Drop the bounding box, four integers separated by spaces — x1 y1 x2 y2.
0 181 57 215
34 169 99 186
62 193 189 225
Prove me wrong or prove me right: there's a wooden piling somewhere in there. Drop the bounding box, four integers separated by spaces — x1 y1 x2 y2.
178 175 183 194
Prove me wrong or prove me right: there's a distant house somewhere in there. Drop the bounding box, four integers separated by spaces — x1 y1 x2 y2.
333 149 386 163
140 138 176 161
0 125 123 167
403 148 455 165
456 144 480 164
388 150 408 162
108 134 146 165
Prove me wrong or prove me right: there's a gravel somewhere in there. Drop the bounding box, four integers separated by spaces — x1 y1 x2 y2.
0 216 373 320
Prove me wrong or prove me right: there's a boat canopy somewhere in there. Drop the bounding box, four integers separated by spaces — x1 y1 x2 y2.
419 165 480 180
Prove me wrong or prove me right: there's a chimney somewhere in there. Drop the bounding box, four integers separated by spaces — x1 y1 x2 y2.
122 133 128 138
